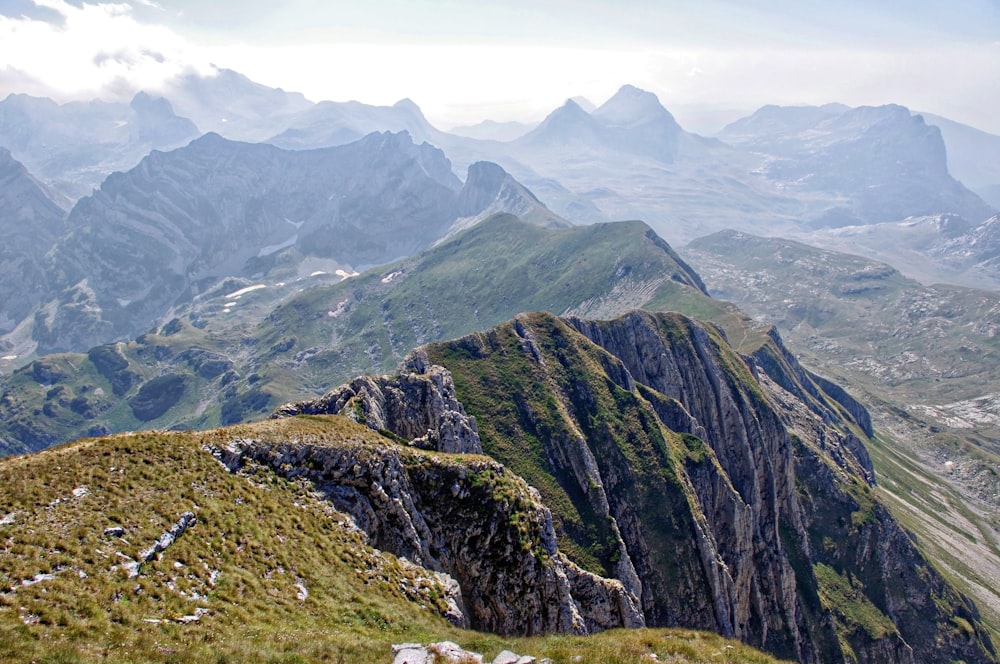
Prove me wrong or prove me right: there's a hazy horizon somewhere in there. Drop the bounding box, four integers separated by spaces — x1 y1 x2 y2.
1 0 999 135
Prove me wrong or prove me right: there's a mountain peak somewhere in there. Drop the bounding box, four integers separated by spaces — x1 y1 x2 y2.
593 85 678 128
393 97 422 115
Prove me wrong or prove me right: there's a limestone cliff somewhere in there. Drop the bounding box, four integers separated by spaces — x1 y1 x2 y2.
273 351 482 455
421 310 995 663
210 429 643 635
261 308 994 662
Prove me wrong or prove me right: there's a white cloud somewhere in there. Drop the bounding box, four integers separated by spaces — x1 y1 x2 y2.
0 0 211 101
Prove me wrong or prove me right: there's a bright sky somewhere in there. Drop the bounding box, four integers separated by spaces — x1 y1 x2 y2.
1 0 999 134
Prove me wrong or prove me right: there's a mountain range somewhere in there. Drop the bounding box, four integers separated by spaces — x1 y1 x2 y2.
1 130 563 358
3 67 1000 663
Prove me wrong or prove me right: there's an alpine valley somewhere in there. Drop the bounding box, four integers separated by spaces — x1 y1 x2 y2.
1 68 999 664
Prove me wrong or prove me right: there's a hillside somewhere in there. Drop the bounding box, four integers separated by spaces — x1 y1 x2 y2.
0 215 732 456
281 309 995 662
2 308 990 662
0 414 789 664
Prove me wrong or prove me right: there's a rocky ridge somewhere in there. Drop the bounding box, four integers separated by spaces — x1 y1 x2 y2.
269 309 995 662
212 415 643 635
24 131 555 354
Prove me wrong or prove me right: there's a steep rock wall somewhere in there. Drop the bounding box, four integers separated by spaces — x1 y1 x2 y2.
211 431 642 636
425 310 995 664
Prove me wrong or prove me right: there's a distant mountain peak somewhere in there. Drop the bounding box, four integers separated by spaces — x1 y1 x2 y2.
393 98 422 113
557 97 589 115
594 85 678 128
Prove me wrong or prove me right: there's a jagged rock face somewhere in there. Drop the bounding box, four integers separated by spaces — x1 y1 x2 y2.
0 149 66 331
37 131 545 352
423 310 995 664
211 431 643 635
273 352 482 455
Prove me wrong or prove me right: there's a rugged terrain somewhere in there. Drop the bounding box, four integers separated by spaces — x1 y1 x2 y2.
0 414 789 664
2 309 994 663
0 215 726 456
685 230 1000 632
1 131 563 359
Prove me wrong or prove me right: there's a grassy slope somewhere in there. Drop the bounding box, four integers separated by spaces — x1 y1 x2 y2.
1 215 742 456
0 415 788 664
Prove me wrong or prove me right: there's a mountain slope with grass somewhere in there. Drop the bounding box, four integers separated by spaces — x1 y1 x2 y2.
0 215 733 456
278 309 995 663
0 413 795 664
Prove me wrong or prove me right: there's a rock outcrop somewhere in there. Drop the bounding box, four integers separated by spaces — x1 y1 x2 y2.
210 429 643 636
273 351 482 455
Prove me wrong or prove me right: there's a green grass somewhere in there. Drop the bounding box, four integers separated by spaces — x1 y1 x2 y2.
813 563 897 641
0 415 790 664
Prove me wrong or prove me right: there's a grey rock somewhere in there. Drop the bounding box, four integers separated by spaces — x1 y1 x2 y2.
138 512 196 562
392 644 430 664
274 358 482 455
492 651 535 664
214 432 642 636
427 642 483 664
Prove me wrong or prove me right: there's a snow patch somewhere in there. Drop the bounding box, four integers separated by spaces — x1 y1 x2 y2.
258 234 298 257
1 355 16 361
336 269 358 279
225 284 266 300
381 270 402 284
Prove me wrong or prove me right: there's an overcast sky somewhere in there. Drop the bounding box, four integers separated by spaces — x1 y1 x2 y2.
1 0 998 133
